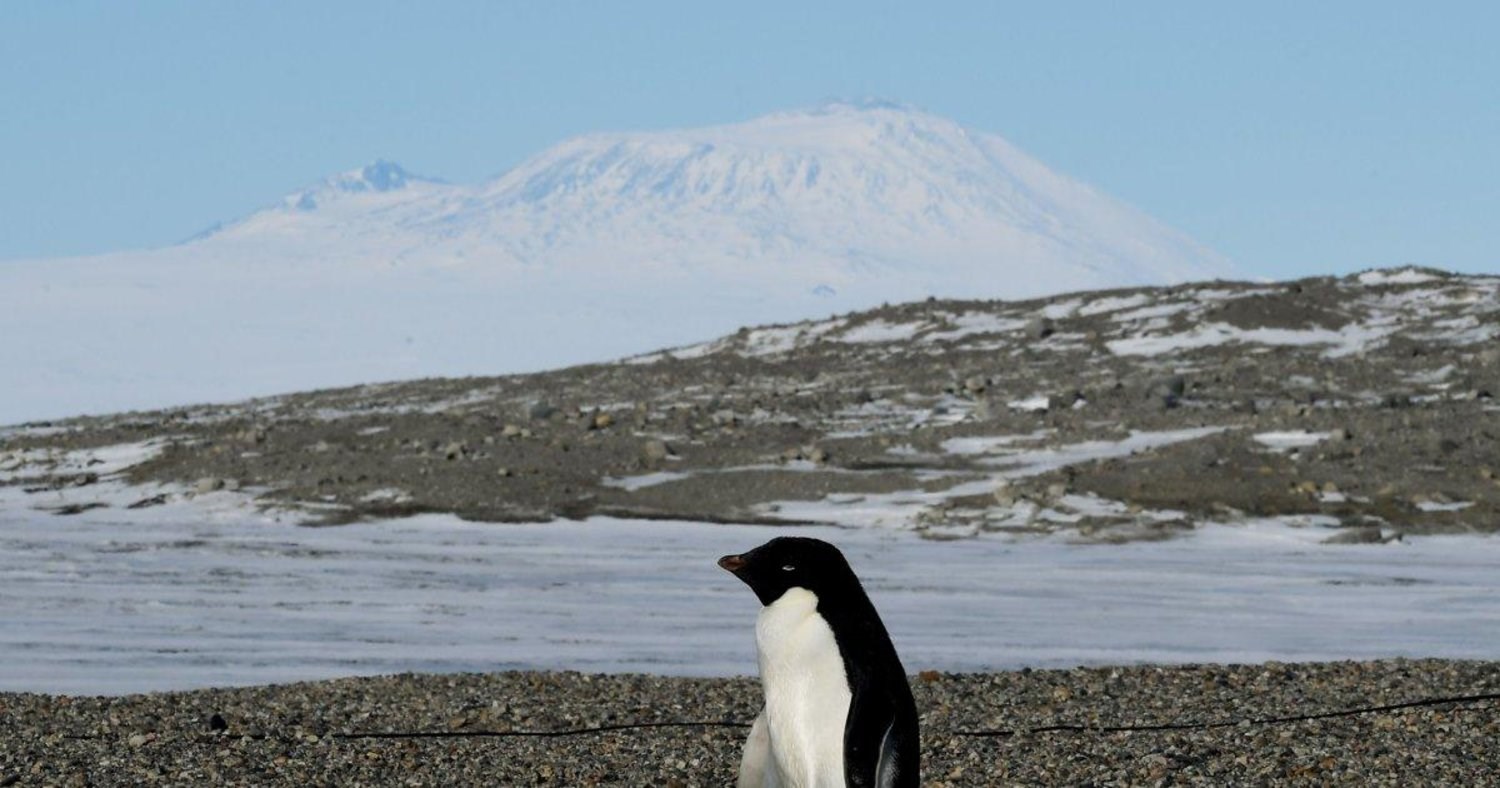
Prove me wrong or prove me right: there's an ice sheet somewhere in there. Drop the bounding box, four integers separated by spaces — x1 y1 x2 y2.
3 512 1497 696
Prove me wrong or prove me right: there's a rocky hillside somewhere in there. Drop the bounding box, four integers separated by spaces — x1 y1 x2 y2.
3 267 1497 543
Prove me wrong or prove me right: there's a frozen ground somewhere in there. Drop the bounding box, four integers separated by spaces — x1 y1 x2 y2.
2 510 1497 696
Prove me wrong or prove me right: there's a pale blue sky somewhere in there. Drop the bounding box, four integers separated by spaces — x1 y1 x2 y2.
3 1 1496 278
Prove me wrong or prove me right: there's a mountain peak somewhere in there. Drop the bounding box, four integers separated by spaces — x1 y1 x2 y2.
807 97 925 115
720 99 961 143
349 159 414 192
286 160 435 211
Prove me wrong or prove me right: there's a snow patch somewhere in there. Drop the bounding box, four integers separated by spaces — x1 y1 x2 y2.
1253 431 1333 450
1107 322 1398 359
923 312 1028 342
602 471 693 491
1357 268 1440 286
1008 395 1052 412
837 319 924 344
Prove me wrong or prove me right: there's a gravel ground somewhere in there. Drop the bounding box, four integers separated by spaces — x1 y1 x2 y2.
3 659 1497 786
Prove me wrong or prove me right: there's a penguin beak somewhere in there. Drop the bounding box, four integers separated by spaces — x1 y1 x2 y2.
718 554 747 573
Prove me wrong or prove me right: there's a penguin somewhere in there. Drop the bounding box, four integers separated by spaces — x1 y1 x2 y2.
719 537 919 788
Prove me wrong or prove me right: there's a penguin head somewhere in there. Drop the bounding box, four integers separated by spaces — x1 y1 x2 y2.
718 536 857 606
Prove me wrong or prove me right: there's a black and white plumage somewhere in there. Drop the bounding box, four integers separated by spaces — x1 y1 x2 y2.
719 537 919 788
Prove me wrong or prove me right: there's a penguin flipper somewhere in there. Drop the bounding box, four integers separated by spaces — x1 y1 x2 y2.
845 692 918 788
873 720 899 788
737 708 781 788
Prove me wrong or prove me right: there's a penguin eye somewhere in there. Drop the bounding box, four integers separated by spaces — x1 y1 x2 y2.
781 564 796 572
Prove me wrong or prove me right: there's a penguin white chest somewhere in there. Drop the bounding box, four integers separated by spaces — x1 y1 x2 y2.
755 587 852 788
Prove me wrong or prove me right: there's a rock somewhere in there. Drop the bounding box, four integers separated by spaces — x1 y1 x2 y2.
592 412 614 430
47 502 109 516
1024 317 1055 340
642 440 672 462
1322 526 1386 545
127 493 169 509
501 424 523 438
496 467 512 478
231 427 263 444
527 401 557 421
1477 347 1500 366
1381 393 1412 409
963 376 988 394
194 477 225 494
127 733 149 747
222 478 241 492
442 442 467 460
807 447 829 464
1150 374 1187 399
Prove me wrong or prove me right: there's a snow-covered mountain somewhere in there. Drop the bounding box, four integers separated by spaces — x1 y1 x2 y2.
200 100 1231 291
0 101 1235 424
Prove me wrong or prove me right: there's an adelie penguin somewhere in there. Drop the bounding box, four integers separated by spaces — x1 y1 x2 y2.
719 537 919 788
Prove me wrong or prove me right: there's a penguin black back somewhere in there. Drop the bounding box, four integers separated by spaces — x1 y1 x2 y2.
720 537 920 787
